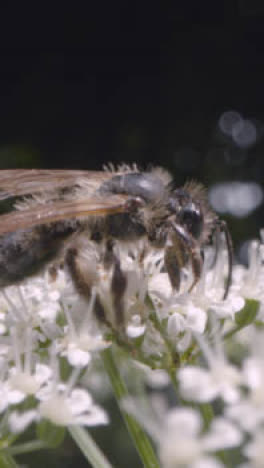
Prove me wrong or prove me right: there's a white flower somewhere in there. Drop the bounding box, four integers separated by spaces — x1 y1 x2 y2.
33 347 109 427
8 359 109 431
9 409 39 433
6 326 53 400
1 270 67 325
202 417 243 451
184 247 244 321
226 330 264 432
149 271 208 353
0 226 260 464
126 314 146 338
159 410 241 468
62 343 92 367
178 331 242 404
167 302 207 352
124 396 241 468
149 244 244 357
136 363 170 389
9 363 53 397
0 381 26 413
38 387 108 427
231 240 264 319
60 291 110 367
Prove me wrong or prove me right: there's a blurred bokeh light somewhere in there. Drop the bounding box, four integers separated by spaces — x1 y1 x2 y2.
209 182 263 218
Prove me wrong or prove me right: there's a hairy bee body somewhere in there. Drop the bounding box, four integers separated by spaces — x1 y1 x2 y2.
0 166 232 303
0 170 167 285
0 222 75 287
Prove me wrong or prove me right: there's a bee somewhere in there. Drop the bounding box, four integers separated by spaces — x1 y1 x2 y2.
0 166 232 315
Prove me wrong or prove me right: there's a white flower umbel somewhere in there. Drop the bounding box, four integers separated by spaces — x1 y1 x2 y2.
0 227 259 466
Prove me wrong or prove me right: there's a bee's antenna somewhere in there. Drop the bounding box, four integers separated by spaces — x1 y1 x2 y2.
214 219 233 300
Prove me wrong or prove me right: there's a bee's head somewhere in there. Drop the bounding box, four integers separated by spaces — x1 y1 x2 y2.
168 182 214 242
167 181 232 300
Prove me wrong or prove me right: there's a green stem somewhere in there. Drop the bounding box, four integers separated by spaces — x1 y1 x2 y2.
167 369 188 407
223 324 243 340
69 426 113 468
199 403 214 430
0 452 19 468
101 348 160 468
7 441 47 456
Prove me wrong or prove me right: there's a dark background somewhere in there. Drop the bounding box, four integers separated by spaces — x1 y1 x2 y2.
0 2 264 248
2 2 264 466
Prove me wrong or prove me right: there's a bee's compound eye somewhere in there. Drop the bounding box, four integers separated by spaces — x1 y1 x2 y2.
179 204 203 239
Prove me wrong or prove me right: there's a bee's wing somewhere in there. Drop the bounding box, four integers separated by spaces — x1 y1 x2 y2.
0 195 129 235
0 169 114 200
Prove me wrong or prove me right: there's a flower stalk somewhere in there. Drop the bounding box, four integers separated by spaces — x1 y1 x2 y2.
69 426 113 468
0 452 19 468
7 440 47 456
101 347 160 468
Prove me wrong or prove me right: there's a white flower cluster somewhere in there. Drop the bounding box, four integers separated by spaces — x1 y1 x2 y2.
121 237 264 467
174 325 264 468
124 395 242 468
0 267 110 434
125 324 264 467
0 232 264 468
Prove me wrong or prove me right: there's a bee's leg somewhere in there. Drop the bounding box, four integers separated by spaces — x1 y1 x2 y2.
65 244 106 323
188 247 203 293
164 235 187 290
110 254 127 328
166 224 203 292
213 219 233 299
65 239 127 329
101 239 128 327
102 239 116 269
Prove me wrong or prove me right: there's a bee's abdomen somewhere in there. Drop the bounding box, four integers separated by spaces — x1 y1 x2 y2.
0 222 75 287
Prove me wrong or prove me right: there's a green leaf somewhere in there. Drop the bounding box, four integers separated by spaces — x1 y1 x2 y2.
235 299 259 327
36 420 65 448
